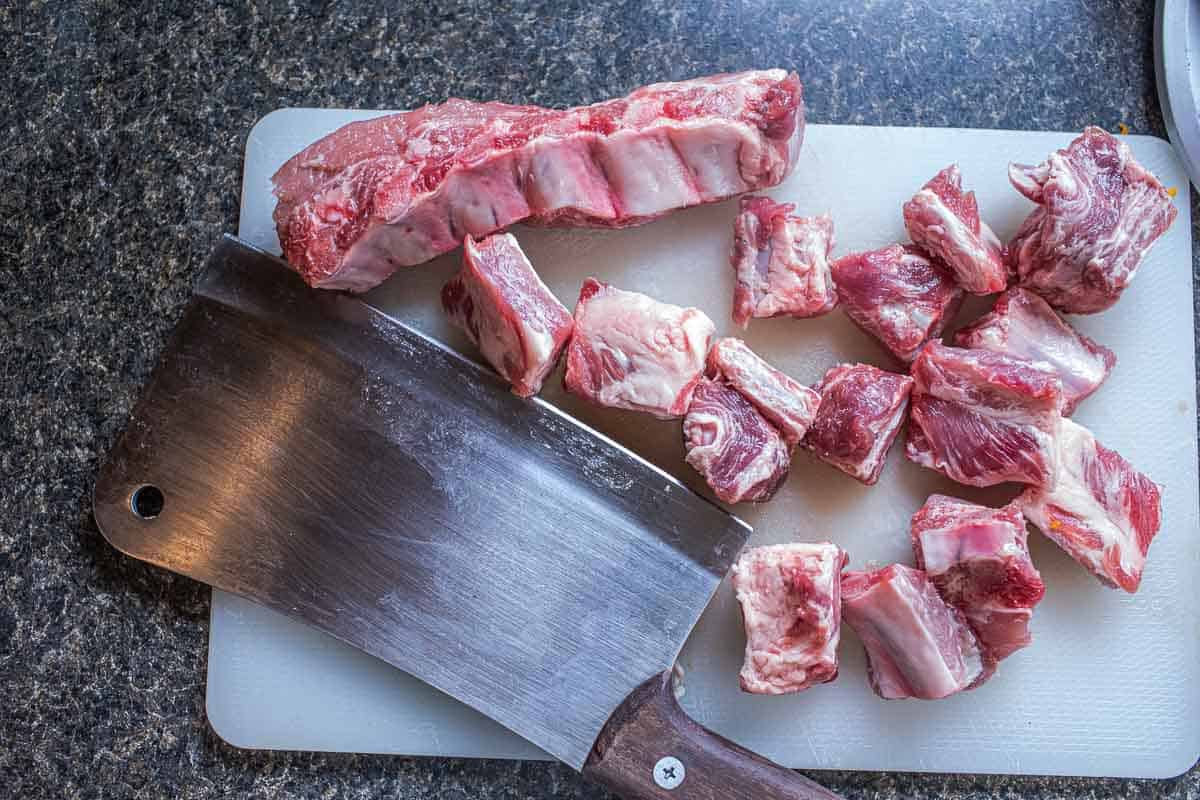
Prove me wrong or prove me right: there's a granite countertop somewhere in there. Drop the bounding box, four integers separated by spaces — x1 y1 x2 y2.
2 0 1197 797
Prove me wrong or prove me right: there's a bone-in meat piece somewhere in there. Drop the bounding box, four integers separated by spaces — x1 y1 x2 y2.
906 342 1063 487
802 363 913 485
730 196 837 326
1007 127 1178 314
564 279 714 419
683 380 791 504
911 494 1045 661
273 70 806 291
1017 419 1162 593
706 337 820 445
732 542 847 694
441 234 574 397
841 564 988 700
832 243 964 362
954 288 1115 415
903 165 1006 295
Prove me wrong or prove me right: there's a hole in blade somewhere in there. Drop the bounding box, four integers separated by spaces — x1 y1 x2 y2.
130 485 165 519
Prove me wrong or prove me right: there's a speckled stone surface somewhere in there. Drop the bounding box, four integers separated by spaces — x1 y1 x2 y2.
1 0 1197 797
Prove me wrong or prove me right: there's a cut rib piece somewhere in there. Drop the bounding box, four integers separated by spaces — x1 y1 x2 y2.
730 196 837 326
683 380 791 504
832 243 964 362
706 337 820 445
954 288 1115 415
903 165 1006 295
802 363 914 485
1007 127 1178 313
906 342 1063 487
273 70 806 291
1017 419 1162 593
841 564 988 700
441 233 574 397
564 279 713 419
732 542 847 694
911 494 1045 661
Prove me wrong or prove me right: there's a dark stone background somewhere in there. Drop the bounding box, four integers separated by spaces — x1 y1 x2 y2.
2 0 1196 797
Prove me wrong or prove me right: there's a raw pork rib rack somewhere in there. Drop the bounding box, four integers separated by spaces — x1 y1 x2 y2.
273 69 805 291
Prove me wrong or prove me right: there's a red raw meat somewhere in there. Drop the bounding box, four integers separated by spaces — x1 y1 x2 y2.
732 542 847 694
706 337 820 445
1007 127 1178 313
441 233 573 397
1017 419 1162 593
955 288 1115 415
273 70 806 291
903 165 1006 295
906 342 1063 487
841 564 989 700
911 494 1045 661
564 279 714 419
802 363 913 485
730 196 836 326
832 243 964 362
683 380 790 504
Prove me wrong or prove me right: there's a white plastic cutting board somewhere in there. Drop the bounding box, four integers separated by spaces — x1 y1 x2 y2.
208 110 1200 778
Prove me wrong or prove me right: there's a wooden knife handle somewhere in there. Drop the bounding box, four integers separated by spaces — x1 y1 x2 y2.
583 670 843 800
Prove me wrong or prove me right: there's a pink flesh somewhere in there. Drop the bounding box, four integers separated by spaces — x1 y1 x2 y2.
802 363 913 485
906 342 1063 487
730 195 837 326
832 243 965 362
911 494 1045 661
563 278 714 419
273 70 806 291
732 542 847 694
841 564 987 700
1017 419 1162 593
706 337 820 445
1006 127 1178 314
683 380 791 504
441 234 574 397
903 164 1006 294
955 288 1115 415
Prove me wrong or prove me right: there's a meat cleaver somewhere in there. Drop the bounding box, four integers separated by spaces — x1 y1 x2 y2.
94 236 841 800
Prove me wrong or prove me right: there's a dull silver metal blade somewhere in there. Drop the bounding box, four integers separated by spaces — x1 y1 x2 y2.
93 236 751 769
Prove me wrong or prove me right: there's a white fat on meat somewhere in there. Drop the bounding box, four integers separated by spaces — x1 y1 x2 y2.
841 564 987 700
564 279 714 418
705 337 820 445
1017 419 1162 593
955 288 1115 415
732 543 847 694
441 233 574 397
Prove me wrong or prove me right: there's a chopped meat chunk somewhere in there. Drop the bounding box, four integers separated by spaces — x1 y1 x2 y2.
441 234 574 397
730 196 836 326
802 363 913 485
564 279 714 419
1007 127 1178 313
732 542 848 694
906 342 1063 487
911 494 1045 661
903 165 1006 295
954 288 1115 415
1017 419 1162 593
706 337 820 445
832 243 964 362
841 564 988 700
273 70 805 291
683 380 791 504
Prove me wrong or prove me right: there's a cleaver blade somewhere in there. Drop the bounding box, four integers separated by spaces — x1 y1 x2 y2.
94 236 840 800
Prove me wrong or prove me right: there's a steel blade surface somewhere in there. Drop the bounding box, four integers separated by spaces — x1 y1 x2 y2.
93 237 751 769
